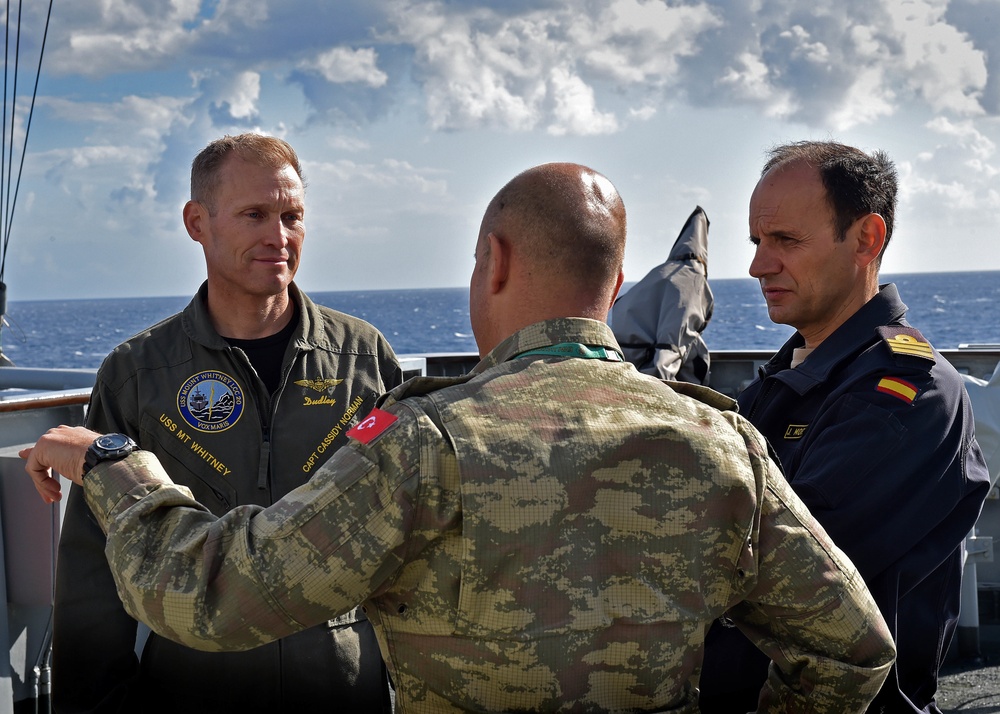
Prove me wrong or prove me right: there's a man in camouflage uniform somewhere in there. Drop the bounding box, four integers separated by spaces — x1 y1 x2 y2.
26 163 895 713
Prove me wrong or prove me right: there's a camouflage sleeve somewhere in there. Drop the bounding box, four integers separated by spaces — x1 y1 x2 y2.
727 415 896 714
82 409 423 653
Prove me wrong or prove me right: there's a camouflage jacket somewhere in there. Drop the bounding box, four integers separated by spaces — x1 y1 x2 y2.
84 318 895 713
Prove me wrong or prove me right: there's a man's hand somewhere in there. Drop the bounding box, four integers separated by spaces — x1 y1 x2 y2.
20 426 102 504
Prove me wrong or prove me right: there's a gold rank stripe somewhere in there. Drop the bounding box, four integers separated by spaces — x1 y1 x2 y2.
876 376 918 404
885 333 934 360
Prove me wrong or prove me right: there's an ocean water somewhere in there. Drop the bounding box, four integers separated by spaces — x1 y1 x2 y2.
1 271 997 370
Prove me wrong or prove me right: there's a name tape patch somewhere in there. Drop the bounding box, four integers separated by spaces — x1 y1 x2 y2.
784 424 808 440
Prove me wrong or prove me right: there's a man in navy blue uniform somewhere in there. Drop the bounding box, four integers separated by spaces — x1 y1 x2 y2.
699 141 990 714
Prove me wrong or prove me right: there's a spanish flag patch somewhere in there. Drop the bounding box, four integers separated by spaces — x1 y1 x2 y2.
876 376 918 404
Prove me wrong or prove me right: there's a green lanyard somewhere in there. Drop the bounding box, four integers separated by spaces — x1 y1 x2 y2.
516 342 624 362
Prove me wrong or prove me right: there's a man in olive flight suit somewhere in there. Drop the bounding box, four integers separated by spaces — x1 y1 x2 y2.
54 134 401 712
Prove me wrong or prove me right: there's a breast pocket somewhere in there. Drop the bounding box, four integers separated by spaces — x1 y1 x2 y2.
793 394 906 510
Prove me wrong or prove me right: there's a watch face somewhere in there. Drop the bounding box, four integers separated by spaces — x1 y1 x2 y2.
96 433 132 450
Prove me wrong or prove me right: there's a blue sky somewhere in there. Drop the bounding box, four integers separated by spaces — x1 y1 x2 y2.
1 0 998 301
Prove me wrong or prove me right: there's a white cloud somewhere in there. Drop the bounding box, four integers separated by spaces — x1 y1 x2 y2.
987 187 1000 209
328 135 371 152
307 158 448 197
388 0 719 135
213 71 261 120
926 116 996 161
35 1 998 135
571 0 722 84
43 144 148 172
547 67 618 136
392 6 550 131
716 52 799 119
964 158 1000 178
827 67 897 131
629 105 657 121
896 113 998 225
904 174 978 210
671 0 990 131
780 25 831 64
8 0 1000 300
885 0 987 116
304 47 388 86
29 142 176 252
39 95 191 142
49 0 200 76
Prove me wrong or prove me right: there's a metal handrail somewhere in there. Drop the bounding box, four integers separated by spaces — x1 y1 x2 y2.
0 389 90 413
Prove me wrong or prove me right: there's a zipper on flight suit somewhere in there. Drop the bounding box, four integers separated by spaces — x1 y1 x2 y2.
258 344 302 491
224 344 274 493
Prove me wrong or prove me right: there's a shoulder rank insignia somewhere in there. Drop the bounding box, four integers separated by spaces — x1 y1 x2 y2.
347 408 398 444
876 376 918 404
876 326 935 363
295 378 344 394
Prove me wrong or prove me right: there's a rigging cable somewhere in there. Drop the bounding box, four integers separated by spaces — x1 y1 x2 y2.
0 0 53 363
2 0 11 282
2 0 54 282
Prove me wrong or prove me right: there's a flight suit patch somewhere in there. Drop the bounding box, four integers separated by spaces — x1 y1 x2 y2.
177 371 245 432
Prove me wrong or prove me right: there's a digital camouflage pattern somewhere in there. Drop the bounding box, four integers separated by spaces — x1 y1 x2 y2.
84 318 895 713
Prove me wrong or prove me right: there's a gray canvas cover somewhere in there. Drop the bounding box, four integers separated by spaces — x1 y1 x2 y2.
611 206 713 384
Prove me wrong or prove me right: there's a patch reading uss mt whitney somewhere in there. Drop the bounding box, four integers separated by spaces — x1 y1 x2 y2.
158 412 232 477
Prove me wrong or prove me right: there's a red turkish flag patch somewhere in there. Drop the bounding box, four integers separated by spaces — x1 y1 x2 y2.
347 408 398 444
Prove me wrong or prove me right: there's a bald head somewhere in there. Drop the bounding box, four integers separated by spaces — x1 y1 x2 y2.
480 162 626 289
470 163 627 354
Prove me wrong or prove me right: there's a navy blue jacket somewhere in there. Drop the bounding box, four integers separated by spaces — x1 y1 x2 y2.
701 284 989 713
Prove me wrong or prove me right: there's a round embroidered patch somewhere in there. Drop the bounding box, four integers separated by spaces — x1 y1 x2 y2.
177 371 245 433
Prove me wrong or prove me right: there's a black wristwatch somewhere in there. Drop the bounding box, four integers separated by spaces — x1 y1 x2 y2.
82 433 137 477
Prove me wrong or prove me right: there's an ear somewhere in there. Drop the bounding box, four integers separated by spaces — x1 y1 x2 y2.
607 269 625 310
855 213 886 269
486 232 510 294
183 201 207 244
